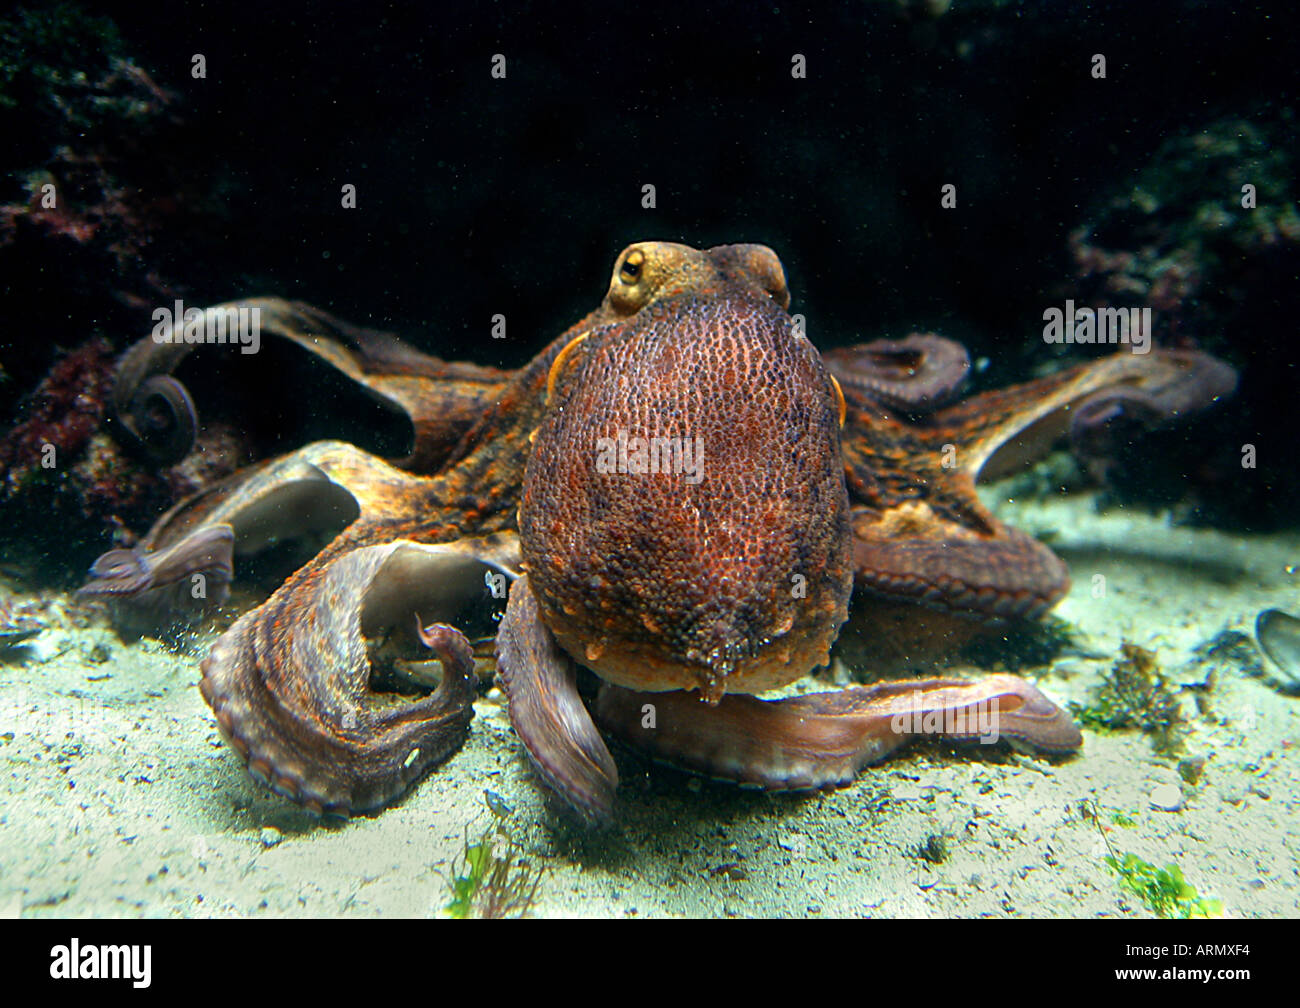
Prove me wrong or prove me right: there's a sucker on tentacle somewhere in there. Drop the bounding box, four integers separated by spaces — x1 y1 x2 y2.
825 333 971 412
594 674 1081 792
199 542 486 816
110 298 511 472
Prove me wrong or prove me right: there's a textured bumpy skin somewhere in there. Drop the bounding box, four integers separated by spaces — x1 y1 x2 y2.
521 244 853 703
84 241 1236 821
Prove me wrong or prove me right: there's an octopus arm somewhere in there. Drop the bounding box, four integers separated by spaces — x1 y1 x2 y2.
496 575 619 824
594 673 1081 792
924 349 1237 482
113 297 509 470
200 539 514 816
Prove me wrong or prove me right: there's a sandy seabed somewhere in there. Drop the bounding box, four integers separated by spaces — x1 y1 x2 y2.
2 484 1298 919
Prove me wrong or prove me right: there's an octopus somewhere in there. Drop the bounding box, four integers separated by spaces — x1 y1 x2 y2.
81 241 1236 823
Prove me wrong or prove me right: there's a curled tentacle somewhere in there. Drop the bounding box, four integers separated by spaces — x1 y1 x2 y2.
111 298 511 471
919 347 1238 482
199 540 508 816
594 673 1080 792
415 620 476 678
82 438 522 646
825 333 971 413
119 374 199 464
840 349 1235 667
1069 348 1238 462
112 312 209 463
86 440 519 813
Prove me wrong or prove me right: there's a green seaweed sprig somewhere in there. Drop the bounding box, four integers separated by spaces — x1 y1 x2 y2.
446 837 494 918
1086 800 1222 919
1104 854 1223 919
444 791 544 919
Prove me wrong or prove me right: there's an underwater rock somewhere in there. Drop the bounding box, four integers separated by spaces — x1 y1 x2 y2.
0 6 186 361
1148 782 1184 812
0 339 174 574
0 338 114 492
1062 116 1298 527
0 336 248 578
1067 118 1300 346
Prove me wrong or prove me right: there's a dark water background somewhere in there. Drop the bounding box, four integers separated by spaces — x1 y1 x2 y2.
13 1 1289 354
2 0 1298 562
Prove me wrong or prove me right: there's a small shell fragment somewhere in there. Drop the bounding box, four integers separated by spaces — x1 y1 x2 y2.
1255 608 1300 683
484 789 512 817
0 601 42 652
0 625 40 650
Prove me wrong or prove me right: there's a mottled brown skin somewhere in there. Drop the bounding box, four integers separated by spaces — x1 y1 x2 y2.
84 241 1234 821
829 337 1233 669
523 244 852 703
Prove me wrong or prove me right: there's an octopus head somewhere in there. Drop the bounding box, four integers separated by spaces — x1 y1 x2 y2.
520 242 853 702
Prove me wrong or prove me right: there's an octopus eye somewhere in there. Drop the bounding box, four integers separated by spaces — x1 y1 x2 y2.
619 249 644 283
